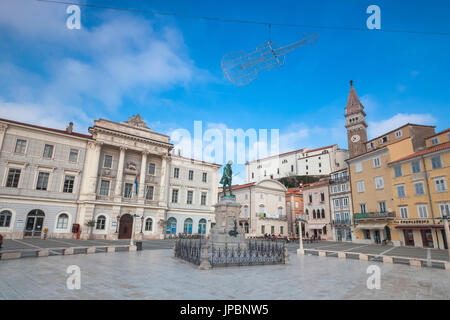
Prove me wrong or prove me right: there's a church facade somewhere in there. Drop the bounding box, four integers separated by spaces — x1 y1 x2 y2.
0 115 220 240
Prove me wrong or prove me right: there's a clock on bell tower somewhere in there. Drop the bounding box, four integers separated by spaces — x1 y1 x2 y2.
345 81 368 158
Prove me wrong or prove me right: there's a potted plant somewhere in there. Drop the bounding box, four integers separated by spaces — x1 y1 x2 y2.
85 220 96 239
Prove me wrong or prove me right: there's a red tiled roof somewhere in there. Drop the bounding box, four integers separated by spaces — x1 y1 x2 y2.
389 141 450 164
427 128 450 139
0 117 92 139
302 180 330 189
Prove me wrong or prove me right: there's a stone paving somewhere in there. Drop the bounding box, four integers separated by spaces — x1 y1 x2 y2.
0 249 449 299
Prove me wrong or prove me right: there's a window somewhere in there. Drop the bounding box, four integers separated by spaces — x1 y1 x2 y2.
201 192 207 206
184 218 193 234
411 161 421 173
0 210 12 227
56 214 69 229
63 175 75 193
379 201 386 213
43 144 54 159
320 192 325 202
375 176 384 189
295 201 299 209
172 189 179 203
103 155 112 168
123 183 133 198
380 136 388 144
69 149 78 162
434 177 447 192
187 191 193 204
6 168 21 188
202 172 207 182
260 193 264 199
394 165 402 177
96 215 106 230
278 195 282 201
357 181 365 193
245 193 248 200
252 172 254 179
174 167 180 178
291 165 294 172
308 193 312 203
414 181 425 195
360 203 367 213
313 210 316 219
198 219 207 235
278 207 283 216
417 205 428 218
145 186 154 200
399 206 409 219
321 209 325 219
99 180 110 196
280 226 284 235
430 137 439 145
244 206 248 217
431 155 442 170
261 225 265 234
396 184 406 198
36 172 50 190
373 157 381 168
14 139 27 154
355 162 362 173
439 203 450 218
145 218 153 231
188 170 194 180
364 230 371 239
395 130 402 138
271 226 275 234
148 163 155 175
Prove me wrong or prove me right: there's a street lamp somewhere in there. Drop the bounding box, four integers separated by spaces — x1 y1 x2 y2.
140 215 144 234
130 213 138 246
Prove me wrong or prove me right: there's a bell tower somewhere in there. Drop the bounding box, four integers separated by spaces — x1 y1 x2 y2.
345 81 368 158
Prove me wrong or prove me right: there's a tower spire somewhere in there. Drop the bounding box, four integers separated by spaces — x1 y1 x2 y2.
345 81 365 116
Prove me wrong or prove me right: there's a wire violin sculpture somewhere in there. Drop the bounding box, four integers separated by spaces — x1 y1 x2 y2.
221 33 319 86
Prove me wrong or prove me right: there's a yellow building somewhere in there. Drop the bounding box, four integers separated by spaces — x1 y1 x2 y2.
343 81 436 245
387 129 450 249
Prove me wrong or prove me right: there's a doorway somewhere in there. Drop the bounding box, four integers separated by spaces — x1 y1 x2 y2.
118 214 133 239
420 229 434 248
374 230 381 244
24 210 45 237
403 229 415 246
336 229 343 241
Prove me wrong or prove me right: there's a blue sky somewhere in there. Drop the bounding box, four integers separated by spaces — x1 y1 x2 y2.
1 0 450 184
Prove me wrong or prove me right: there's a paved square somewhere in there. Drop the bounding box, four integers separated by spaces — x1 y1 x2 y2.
1 248 449 299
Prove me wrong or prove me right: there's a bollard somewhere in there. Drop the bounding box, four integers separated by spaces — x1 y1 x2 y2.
37 250 49 257
1 252 21 260
382 256 394 264
106 247 115 253
409 259 422 267
64 248 74 255
338 252 346 259
359 254 369 261
199 244 212 270
318 251 326 257
86 247 96 254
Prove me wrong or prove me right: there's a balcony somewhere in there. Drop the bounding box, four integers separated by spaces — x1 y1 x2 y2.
353 211 396 221
332 219 352 226
145 175 159 184
258 213 288 220
330 176 349 184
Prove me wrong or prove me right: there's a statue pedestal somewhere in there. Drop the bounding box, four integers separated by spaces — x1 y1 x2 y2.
209 196 246 248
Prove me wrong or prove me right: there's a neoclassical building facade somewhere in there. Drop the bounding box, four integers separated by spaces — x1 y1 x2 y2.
0 115 220 240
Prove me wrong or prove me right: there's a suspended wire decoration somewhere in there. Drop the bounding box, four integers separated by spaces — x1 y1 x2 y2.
221 32 319 86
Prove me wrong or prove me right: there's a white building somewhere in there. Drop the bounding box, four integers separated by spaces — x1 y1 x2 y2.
0 115 220 240
245 144 348 183
219 180 288 237
329 168 353 242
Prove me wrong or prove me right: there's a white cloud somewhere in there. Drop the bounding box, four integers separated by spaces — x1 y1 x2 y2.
368 113 437 138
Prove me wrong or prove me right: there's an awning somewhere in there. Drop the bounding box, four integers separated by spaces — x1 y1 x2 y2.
356 222 387 230
307 223 326 229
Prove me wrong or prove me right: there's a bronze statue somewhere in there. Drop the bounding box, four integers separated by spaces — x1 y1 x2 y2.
220 160 233 197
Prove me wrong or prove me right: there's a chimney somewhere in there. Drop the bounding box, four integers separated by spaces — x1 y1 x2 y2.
66 122 73 134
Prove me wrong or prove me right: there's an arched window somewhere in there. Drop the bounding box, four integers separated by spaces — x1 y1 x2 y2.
278 207 283 216
145 218 153 231
56 213 69 229
184 218 193 234
166 217 177 234
96 215 106 230
313 210 316 219
0 210 12 227
321 209 325 219
305 209 309 215
198 218 207 235
244 222 249 233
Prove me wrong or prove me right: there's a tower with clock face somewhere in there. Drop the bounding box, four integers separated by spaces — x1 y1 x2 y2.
345 81 368 158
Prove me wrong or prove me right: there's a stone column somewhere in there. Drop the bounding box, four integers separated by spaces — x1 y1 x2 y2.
138 151 148 199
159 155 168 205
80 141 102 200
114 147 126 197
0 123 8 151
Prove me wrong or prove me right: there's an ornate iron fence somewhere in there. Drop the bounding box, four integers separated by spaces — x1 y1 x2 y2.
175 238 286 267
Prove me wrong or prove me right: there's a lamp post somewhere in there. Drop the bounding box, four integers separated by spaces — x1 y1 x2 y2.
297 218 306 255
442 213 450 261
140 215 144 234
130 213 138 246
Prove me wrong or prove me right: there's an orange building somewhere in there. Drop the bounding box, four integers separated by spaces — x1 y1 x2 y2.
286 186 304 237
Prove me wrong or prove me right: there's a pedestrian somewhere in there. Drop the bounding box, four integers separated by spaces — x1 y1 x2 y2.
0 234 3 250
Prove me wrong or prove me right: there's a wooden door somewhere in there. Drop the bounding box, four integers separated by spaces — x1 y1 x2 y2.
403 229 415 246
420 229 433 248
119 214 133 239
